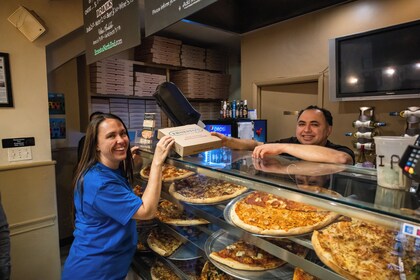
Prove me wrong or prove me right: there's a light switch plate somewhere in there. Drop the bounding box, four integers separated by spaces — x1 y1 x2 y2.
8 147 32 162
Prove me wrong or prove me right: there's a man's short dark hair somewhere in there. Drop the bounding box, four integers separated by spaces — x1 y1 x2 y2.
298 105 333 126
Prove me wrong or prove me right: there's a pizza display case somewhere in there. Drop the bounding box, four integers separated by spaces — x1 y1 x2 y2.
131 146 420 280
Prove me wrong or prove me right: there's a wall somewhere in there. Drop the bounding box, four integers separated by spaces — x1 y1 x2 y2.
241 0 420 149
0 0 83 163
0 1 83 278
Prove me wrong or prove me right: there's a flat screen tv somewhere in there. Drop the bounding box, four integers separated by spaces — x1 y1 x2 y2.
329 19 420 101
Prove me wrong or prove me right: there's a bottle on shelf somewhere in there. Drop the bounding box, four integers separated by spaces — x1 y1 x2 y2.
226 101 231 118
238 100 244 118
353 142 375 150
236 100 240 118
352 120 386 128
243 100 248 118
356 144 367 164
223 101 227 119
220 101 224 119
232 100 236 119
345 131 376 139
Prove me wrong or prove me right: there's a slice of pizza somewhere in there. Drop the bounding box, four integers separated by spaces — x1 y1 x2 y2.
156 199 209 226
140 163 195 182
146 227 183 257
133 184 143 197
169 174 248 204
150 261 181 280
293 267 319 280
209 240 284 271
200 261 234 280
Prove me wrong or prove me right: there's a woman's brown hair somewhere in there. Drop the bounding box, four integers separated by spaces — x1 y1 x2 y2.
72 113 134 214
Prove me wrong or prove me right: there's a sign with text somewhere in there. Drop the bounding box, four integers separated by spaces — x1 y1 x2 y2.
83 0 141 64
145 0 217 37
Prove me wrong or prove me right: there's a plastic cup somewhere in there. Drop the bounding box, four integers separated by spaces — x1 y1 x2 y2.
374 136 416 190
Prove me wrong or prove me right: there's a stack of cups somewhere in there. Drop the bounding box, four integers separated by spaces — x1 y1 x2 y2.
373 136 417 190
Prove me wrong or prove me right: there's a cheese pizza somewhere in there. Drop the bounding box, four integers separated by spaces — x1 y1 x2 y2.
312 218 419 280
169 174 248 204
140 163 194 182
229 191 339 236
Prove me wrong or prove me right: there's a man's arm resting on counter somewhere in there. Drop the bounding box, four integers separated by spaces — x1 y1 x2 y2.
253 143 354 164
211 132 263 150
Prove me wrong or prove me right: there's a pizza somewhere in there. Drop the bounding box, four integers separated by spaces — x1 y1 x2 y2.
293 267 319 280
200 261 234 280
133 184 143 197
156 199 209 226
229 191 339 236
311 218 419 280
169 174 248 204
150 261 181 280
140 163 195 182
209 240 284 271
146 227 183 257
136 239 149 252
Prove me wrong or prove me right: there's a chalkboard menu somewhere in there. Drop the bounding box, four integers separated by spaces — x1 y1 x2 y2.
144 0 217 37
83 0 141 64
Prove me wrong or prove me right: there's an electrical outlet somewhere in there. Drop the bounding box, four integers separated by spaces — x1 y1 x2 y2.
8 147 32 162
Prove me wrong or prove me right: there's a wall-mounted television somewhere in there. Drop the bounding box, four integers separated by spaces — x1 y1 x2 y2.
329 19 420 101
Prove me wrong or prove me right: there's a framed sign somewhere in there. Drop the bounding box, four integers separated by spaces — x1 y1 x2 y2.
0 53 13 107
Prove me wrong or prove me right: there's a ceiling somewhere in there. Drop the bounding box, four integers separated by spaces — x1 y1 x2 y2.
152 0 354 50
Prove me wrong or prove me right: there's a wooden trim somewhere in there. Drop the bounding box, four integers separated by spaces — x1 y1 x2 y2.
9 214 57 236
0 160 56 172
252 74 323 117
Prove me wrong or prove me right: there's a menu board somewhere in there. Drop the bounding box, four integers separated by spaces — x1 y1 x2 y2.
144 0 217 37
83 0 141 64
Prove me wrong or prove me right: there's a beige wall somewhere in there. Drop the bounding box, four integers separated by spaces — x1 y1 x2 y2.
0 0 83 164
0 1 83 279
241 0 420 149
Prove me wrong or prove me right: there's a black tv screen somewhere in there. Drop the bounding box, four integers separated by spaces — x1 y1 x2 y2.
329 19 420 101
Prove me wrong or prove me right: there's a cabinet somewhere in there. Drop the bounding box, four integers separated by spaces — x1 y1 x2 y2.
131 147 420 280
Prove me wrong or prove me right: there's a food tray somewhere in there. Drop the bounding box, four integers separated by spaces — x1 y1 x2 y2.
223 191 312 239
204 229 294 280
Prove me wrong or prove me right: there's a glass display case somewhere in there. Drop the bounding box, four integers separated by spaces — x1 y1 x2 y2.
131 145 420 280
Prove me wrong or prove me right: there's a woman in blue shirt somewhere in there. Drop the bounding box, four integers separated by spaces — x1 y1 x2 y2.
62 113 174 280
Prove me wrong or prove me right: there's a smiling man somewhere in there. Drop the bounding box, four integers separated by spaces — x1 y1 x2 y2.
211 105 354 164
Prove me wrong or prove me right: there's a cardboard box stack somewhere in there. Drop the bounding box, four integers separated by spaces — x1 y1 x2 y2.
135 36 182 66
145 100 162 128
170 69 209 99
205 49 227 72
128 99 146 129
90 58 133 95
181 44 206 69
134 72 166 97
109 98 129 125
171 69 230 100
91 98 110 113
191 102 220 120
209 72 231 100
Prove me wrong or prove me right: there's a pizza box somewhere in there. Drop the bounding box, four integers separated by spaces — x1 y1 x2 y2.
157 124 221 157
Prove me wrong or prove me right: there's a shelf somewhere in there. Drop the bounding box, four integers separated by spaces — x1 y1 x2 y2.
90 94 155 100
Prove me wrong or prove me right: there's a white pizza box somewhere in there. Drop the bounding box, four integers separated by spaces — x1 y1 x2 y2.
157 124 222 157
